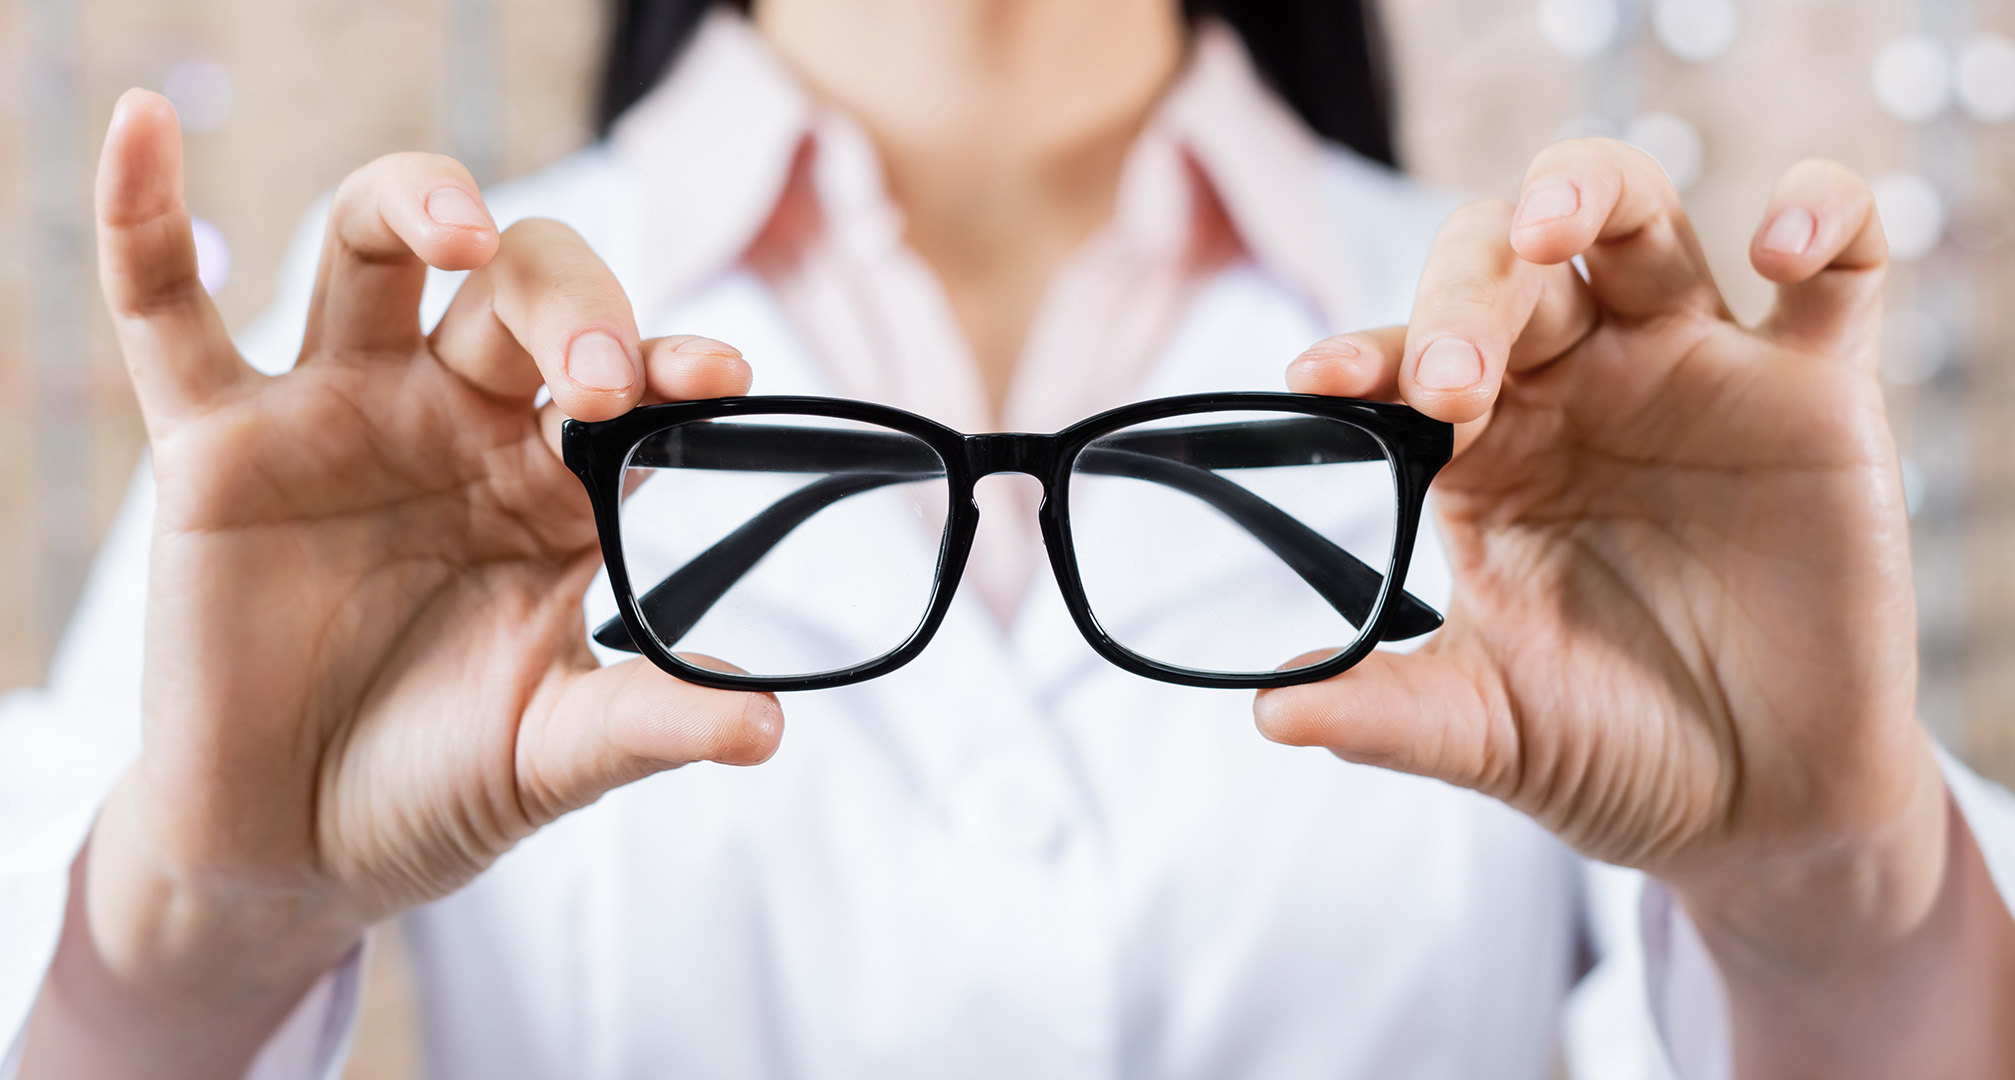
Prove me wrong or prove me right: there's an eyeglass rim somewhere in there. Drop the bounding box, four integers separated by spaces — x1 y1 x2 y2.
562 391 1452 692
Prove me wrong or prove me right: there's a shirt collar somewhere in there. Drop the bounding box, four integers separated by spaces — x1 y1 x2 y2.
1160 21 1356 330
609 8 813 314
610 8 1355 331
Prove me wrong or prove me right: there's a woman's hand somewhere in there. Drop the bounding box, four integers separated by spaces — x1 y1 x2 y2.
22 91 782 1079
1261 139 2015 1074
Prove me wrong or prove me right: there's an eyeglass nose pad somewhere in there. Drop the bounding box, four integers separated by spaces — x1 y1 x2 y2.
959 473 1054 619
933 483 983 594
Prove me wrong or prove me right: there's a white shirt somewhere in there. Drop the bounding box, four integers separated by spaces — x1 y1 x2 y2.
6 14 2015 1080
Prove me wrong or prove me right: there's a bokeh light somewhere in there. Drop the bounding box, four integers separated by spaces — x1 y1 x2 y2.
1652 0 1739 63
190 216 231 293
1624 111 1703 191
1901 455 1926 517
1957 34 2015 123
1537 0 1620 59
163 59 234 132
1880 307 1951 385
1951 180 2015 253
1873 35 1952 123
1873 172 1948 262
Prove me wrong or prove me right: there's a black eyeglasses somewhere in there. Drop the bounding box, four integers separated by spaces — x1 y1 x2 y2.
562 393 1451 691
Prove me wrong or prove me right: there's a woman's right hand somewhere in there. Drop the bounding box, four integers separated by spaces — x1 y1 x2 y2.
22 91 784 1079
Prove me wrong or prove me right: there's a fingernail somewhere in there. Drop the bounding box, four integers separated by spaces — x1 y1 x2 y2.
1415 338 1483 391
1763 207 1817 256
1297 339 1362 363
1252 691 1283 737
1515 178 1580 229
425 187 491 229
567 332 636 392
668 335 743 359
744 694 784 742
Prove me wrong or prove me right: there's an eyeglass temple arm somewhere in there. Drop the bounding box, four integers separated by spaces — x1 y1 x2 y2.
595 422 1442 653
1073 446 1442 636
597 470 902 650
623 416 1393 473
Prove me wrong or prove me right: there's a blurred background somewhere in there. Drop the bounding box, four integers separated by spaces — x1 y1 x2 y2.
0 0 2009 1075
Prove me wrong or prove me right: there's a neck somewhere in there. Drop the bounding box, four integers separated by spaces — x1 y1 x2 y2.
755 0 1185 421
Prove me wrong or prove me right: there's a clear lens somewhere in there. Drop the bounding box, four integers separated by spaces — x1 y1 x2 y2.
1066 409 1400 677
618 414 950 680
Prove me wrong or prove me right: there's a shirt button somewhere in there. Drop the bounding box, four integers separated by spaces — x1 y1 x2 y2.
955 758 1077 861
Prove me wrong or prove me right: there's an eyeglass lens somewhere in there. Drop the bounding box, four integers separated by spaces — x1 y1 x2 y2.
617 414 952 679
1066 410 1399 677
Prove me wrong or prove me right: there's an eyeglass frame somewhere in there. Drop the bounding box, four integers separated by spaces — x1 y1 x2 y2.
562 392 1452 692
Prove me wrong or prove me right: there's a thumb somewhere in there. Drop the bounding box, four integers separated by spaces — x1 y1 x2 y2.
515 657 785 823
96 88 252 428
1254 648 1510 795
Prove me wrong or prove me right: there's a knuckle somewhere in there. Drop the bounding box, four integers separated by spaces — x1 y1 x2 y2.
1576 135 1645 167
501 216 583 248
1446 198 1515 234
329 153 487 256
493 223 613 293
1787 158 1872 203
1613 143 1668 185
545 268 619 307
383 151 477 193
1535 137 1659 196
1530 136 1609 174
1300 332 1366 358
336 152 433 200
1436 273 1500 312
406 150 475 175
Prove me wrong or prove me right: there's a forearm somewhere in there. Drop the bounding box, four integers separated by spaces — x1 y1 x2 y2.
1687 774 2015 1078
18 797 358 1080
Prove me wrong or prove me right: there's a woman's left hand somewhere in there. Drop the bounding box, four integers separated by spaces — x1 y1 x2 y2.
1260 138 2015 1075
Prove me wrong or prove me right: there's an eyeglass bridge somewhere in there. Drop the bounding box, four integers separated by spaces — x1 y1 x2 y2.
963 432 1059 479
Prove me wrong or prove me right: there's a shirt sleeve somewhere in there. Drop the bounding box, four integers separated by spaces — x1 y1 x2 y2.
0 150 609 1076
0 198 369 1079
1568 748 2015 1080
241 946 367 1080
0 468 155 1076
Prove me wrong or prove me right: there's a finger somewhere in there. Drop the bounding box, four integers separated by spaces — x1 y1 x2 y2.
427 256 539 401
1287 326 1408 400
95 89 252 423
1289 327 1499 458
638 335 754 401
537 335 753 457
1397 200 1545 423
1255 648 1511 798
301 152 500 360
1508 138 1726 321
515 657 784 823
1290 278 1594 410
1749 160 1887 361
1510 260 1601 371
433 218 641 420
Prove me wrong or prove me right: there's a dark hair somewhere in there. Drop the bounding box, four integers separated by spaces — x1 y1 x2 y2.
596 0 1398 168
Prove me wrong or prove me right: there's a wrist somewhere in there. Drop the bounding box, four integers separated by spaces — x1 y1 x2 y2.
75 770 362 1013
1667 744 2015 1078
1673 733 1951 976
22 817 360 1080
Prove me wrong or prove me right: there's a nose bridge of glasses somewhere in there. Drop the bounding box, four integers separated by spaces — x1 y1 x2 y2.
965 432 1058 480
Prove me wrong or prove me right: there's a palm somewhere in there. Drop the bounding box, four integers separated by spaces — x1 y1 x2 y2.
146 353 602 917
92 95 774 956
1428 311 1917 873
1265 144 1939 910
